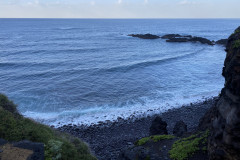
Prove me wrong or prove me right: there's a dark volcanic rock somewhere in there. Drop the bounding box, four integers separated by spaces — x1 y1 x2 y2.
161 34 182 39
118 138 176 160
198 104 218 131
166 38 189 42
118 146 150 160
128 34 160 39
149 116 168 135
216 39 228 46
162 34 214 45
209 26 240 160
58 99 215 160
173 120 187 137
188 37 214 45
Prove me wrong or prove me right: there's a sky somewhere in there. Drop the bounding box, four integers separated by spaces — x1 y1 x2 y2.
0 0 240 18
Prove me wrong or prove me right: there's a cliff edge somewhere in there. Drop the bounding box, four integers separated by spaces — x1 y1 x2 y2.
209 26 240 160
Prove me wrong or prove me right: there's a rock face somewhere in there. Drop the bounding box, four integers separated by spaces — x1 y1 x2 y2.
198 105 218 131
128 34 160 39
216 39 228 46
149 116 168 135
209 26 240 160
173 120 187 137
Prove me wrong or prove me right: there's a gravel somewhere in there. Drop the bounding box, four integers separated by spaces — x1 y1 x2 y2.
58 97 217 160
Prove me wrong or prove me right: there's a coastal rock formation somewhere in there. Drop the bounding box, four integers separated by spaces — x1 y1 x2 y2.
163 34 214 45
198 105 218 131
216 39 228 46
173 120 187 137
149 116 168 135
128 34 160 39
209 26 240 160
129 33 216 45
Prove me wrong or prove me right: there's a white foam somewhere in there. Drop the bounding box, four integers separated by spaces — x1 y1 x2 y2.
22 90 219 128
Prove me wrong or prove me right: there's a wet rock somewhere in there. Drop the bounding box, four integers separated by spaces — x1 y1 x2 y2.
188 37 214 45
163 34 214 45
166 38 189 42
128 34 160 39
173 120 187 137
161 34 182 39
149 116 168 135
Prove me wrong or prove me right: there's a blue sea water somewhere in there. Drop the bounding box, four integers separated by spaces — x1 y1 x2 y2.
0 19 240 126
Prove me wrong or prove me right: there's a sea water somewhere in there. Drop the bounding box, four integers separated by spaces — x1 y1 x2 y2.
1 19 240 126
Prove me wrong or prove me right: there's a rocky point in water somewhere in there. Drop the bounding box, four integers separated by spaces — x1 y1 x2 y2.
128 34 160 39
209 26 240 160
128 33 224 46
216 39 228 46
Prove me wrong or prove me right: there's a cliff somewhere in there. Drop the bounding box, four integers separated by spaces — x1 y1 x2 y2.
209 26 240 159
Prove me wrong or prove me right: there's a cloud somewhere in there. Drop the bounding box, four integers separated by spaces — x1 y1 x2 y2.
144 0 149 4
90 1 95 5
179 0 197 5
118 0 122 4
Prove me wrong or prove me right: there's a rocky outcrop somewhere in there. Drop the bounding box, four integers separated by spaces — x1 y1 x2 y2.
149 116 168 135
216 39 228 46
173 120 187 137
209 26 240 160
198 105 218 131
128 34 160 39
188 37 214 45
163 34 214 45
129 33 217 45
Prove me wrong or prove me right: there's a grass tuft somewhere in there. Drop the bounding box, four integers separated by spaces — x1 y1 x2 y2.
136 135 175 146
169 130 209 160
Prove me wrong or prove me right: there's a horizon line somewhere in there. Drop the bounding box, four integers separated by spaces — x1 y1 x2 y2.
1 18 240 19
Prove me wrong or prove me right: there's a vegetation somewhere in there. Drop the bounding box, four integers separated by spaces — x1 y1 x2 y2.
234 29 240 34
136 135 175 146
233 39 240 49
169 130 209 160
0 94 96 160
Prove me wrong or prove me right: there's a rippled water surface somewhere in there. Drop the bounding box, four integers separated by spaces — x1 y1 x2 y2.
1 19 240 126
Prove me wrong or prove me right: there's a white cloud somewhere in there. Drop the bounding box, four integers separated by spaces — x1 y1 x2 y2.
90 1 95 5
179 0 197 5
118 0 122 4
144 0 149 4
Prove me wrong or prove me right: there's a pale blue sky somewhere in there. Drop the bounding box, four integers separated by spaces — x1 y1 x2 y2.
0 0 239 18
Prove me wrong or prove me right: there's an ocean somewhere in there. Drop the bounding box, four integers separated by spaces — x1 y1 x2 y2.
0 19 239 126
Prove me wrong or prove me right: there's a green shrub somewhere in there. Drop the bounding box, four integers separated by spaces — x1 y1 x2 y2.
136 135 175 146
0 94 18 114
0 94 96 160
233 39 240 49
169 130 209 160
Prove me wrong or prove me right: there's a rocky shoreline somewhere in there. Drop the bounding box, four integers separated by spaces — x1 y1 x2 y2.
58 97 218 160
128 33 227 46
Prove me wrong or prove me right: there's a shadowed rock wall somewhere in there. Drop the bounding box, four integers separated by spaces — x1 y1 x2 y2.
209 26 240 160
